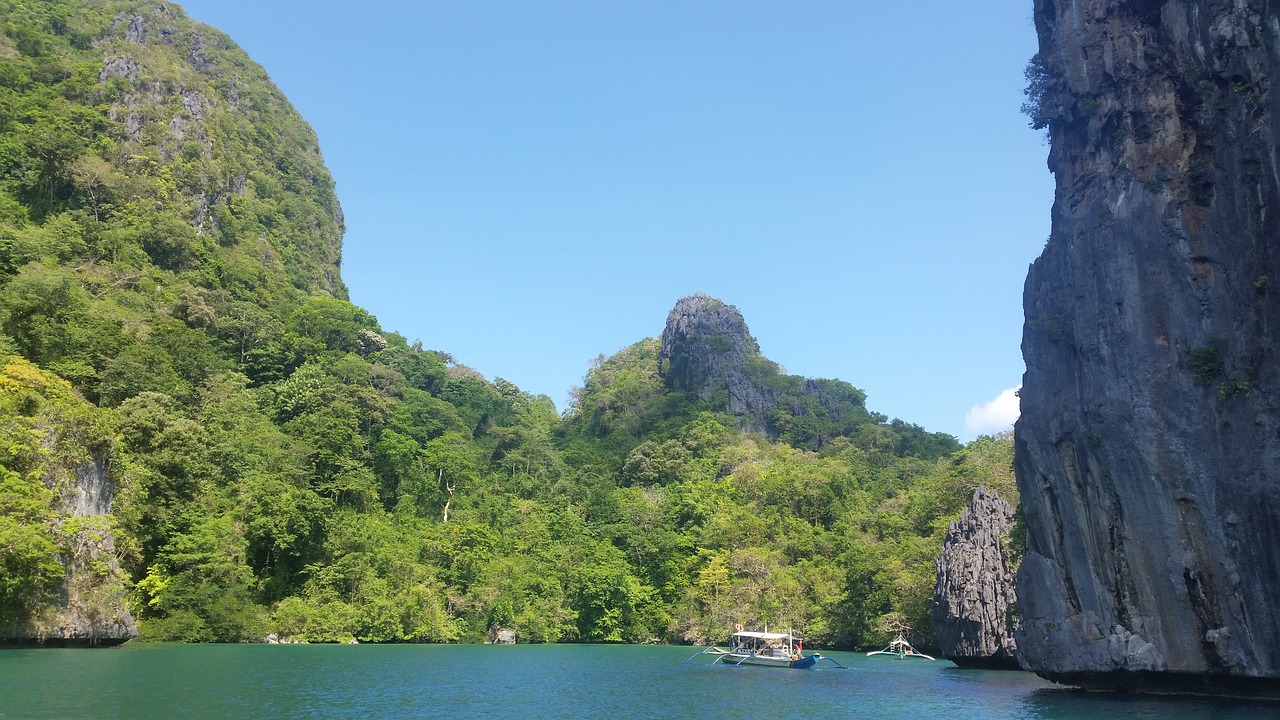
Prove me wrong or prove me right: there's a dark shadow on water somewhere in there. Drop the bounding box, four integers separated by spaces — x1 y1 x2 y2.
1027 687 1280 720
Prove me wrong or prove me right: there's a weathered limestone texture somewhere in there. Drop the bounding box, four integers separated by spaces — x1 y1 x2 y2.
658 293 871 439
1 453 137 647
488 627 517 644
932 487 1020 670
1016 0 1280 696
659 293 774 431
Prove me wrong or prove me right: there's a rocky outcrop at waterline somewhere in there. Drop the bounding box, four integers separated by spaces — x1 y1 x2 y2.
1015 0 1280 697
932 487 1019 670
488 627 516 644
0 359 136 647
2 454 138 647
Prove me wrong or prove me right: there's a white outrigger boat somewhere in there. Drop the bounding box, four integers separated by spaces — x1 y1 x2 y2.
866 633 935 661
685 628 846 669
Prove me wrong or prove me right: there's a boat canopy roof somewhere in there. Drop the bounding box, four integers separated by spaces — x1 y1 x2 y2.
731 631 797 641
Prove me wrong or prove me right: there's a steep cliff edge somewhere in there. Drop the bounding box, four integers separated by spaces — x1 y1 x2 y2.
1016 0 1280 695
932 487 1019 670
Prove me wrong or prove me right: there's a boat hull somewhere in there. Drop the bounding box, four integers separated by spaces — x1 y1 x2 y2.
866 650 936 661
717 653 818 669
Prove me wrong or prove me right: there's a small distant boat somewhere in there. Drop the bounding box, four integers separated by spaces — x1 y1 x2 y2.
866 633 935 661
684 627 845 669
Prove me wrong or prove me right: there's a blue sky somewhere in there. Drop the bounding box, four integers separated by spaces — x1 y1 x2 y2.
176 1 1052 441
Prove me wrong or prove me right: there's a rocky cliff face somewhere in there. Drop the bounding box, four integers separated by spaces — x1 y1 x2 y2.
36 454 138 647
657 294 890 444
659 294 774 431
932 487 1019 669
1016 0 1280 695
0 360 136 647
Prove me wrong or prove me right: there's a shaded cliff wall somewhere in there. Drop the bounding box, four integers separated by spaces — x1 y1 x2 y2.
1015 0 1280 694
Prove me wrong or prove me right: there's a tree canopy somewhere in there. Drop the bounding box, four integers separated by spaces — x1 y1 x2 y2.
0 0 1018 649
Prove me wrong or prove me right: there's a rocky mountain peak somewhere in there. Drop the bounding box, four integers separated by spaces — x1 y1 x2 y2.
658 293 773 430
658 294 758 393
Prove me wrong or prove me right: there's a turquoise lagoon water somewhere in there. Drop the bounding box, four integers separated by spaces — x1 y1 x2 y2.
2 644 1278 719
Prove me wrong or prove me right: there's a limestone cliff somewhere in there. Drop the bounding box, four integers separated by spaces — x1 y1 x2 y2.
0 359 135 647
656 294 879 442
98 0 347 299
658 294 774 432
1016 0 1280 696
29 454 138 647
932 487 1019 670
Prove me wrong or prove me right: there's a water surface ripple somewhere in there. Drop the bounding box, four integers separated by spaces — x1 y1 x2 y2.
3 644 1279 719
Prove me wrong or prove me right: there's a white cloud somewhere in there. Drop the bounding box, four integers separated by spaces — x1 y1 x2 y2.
965 386 1021 435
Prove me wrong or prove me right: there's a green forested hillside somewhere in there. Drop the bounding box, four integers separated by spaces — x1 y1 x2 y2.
0 0 1017 648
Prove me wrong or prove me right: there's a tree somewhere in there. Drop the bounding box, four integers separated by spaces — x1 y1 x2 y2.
135 515 264 642
218 301 283 365
0 261 89 365
421 432 478 522
97 344 189 406
289 297 379 357
0 468 62 622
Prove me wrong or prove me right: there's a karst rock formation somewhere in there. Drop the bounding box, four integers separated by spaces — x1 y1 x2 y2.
1016 0 1280 696
932 487 1019 670
659 294 774 431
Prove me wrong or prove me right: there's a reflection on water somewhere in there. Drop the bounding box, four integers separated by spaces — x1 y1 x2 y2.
1029 687 1280 720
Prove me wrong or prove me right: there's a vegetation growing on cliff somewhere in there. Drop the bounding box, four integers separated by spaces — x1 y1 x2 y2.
1021 53 1055 131
0 355 121 630
0 0 1017 649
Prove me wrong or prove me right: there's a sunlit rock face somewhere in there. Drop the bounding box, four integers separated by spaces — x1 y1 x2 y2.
658 293 774 432
1 452 137 647
932 487 1019 670
1015 0 1280 696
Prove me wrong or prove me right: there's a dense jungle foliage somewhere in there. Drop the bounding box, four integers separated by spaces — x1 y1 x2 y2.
0 0 1018 648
